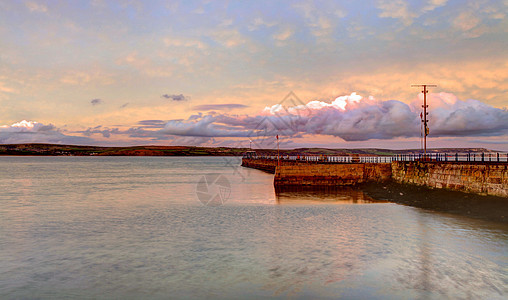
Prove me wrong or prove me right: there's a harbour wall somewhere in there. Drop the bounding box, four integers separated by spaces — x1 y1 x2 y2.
391 161 507 197
242 158 508 197
274 163 392 186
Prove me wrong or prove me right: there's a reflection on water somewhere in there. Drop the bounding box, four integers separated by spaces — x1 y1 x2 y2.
252 206 508 299
275 186 389 204
0 157 507 299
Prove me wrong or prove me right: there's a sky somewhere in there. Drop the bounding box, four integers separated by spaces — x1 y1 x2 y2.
0 0 507 150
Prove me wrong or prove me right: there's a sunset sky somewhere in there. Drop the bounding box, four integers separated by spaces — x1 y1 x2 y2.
1 0 507 150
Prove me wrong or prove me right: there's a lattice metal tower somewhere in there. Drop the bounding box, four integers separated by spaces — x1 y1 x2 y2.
411 84 437 157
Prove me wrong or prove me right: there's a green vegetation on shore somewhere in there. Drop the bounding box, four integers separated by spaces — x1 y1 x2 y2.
0 143 500 156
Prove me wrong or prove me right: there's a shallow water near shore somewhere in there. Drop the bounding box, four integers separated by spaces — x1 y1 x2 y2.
1 156 507 299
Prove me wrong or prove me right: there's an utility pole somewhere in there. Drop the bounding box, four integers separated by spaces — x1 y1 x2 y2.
411 84 437 159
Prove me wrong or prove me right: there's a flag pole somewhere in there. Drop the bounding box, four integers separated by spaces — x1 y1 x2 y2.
277 135 280 167
420 112 423 152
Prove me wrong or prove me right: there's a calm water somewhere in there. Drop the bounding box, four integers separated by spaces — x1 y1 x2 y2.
0 156 506 299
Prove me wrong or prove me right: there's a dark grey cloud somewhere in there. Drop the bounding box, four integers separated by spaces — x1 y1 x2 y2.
79 126 119 138
91 98 103 106
159 115 251 137
120 103 129 108
77 125 170 141
427 99 508 137
193 103 249 111
161 94 189 101
137 120 167 128
471 139 508 145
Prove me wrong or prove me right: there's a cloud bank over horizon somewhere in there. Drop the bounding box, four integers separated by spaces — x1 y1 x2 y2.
0 120 93 145
2 92 506 149
157 92 508 141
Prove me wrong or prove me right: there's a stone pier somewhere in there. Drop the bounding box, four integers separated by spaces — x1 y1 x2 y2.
242 158 508 198
391 161 508 197
274 163 392 186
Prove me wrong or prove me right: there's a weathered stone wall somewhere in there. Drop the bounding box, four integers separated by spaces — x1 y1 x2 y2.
391 162 508 197
241 158 277 173
242 158 508 197
274 163 391 186
364 163 392 182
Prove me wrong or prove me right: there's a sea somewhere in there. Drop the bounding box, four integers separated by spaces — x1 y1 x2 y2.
0 156 506 299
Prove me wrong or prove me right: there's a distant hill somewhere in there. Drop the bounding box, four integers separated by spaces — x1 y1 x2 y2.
0 143 502 156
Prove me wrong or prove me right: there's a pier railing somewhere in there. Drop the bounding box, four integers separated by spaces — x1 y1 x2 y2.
392 152 508 162
244 155 393 163
244 152 508 163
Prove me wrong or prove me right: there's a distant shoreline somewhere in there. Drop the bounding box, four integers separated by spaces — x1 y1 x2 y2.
0 143 502 157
